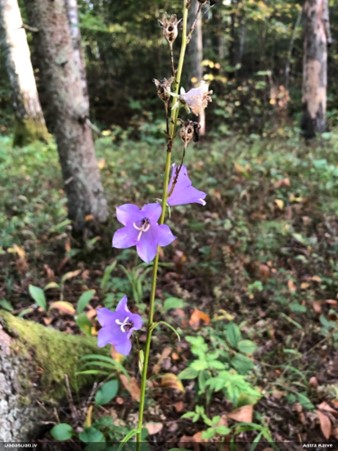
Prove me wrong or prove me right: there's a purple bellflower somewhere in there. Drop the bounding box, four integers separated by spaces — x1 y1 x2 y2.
97 296 142 355
167 164 207 207
112 203 176 263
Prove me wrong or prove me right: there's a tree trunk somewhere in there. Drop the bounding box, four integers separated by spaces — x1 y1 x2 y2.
23 0 108 232
65 0 88 105
301 0 331 138
188 0 205 136
0 310 103 441
0 0 49 147
229 0 245 76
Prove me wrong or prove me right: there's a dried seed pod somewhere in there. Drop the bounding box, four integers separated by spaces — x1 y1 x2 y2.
153 77 174 103
158 13 181 45
179 120 198 147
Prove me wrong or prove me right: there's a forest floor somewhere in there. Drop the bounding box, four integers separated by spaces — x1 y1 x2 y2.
0 129 338 450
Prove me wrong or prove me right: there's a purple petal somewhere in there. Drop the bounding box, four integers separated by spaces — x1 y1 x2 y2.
97 326 116 347
114 338 132 356
97 308 118 327
156 224 176 246
136 227 159 263
116 204 143 226
141 203 162 223
115 295 130 315
168 164 206 206
129 312 143 330
113 225 139 249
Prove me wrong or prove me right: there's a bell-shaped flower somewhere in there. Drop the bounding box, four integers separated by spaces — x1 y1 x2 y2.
167 164 206 207
97 296 142 355
112 203 176 263
179 82 212 116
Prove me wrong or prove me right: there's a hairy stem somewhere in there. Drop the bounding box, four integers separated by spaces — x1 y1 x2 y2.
136 1 189 447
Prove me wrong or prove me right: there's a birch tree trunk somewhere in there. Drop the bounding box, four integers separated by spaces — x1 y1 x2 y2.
301 0 331 138
65 0 88 106
0 0 49 146
23 0 108 232
188 0 205 136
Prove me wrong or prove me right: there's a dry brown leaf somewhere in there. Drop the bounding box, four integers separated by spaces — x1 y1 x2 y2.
287 280 297 293
311 275 322 283
160 373 185 393
318 401 337 414
300 282 310 290
316 409 332 439
312 301 322 314
258 263 271 280
61 269 82 282
274 199 284 210
309 376 318 387
9 244 28 273
273 177 290 189
325 299 338 306
174 401 185 412
227 405 253 423
49 301 75 315
189 309 210 330
145 422 163 435
119 375 140 402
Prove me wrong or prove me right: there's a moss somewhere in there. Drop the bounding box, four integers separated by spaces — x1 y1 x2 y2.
1 310 106 401
13 117 50 147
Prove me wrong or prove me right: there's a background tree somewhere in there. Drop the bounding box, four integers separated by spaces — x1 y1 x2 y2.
23 0 108 232
301 0 331 138
0 0 48 146
188 0 205 135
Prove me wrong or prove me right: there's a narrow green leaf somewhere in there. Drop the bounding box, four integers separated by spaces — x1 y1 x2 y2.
28 284 47 310
77 289 96 314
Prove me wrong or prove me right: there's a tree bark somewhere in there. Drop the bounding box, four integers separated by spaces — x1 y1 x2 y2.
229 0 245 76
301 0 331 138
23 0 108 232
0 0 49 147
0 310 103 441
65 0 88 106
188 0 205 136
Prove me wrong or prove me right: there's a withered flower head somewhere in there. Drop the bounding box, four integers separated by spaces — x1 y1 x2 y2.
158 13 181 45
153 77 174 103
179 82 213 117
179 120 200 147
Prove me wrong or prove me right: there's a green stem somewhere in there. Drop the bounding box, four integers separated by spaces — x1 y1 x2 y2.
136 2 189 447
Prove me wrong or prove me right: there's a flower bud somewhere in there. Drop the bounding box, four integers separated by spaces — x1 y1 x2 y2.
153 77 174 103
159 13 181 46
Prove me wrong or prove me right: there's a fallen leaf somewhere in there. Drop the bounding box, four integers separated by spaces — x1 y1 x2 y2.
287 280 297 293
317 401 337 414
61 269 82 283
274 199 284 210
119 375 140 402
273 178 290 189
312 301 322 314
49 301 75 315
145 422 163 435
317 409 331 439
311 275 322 283
174 401 185 412
85 214 94 222
300 282 310 290
160 373 185 393
189 309 210 330
227 405 253 423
